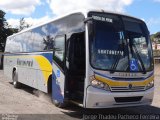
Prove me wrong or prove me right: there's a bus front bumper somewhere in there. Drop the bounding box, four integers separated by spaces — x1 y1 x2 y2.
85 86 154 108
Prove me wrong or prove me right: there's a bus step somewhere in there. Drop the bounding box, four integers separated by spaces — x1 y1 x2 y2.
69 100 83 107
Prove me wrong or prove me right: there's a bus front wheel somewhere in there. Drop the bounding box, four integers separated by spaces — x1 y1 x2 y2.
53 99 67 108
13 71 21 88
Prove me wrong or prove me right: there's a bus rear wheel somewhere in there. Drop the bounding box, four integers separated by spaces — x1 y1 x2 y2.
13 71 21 88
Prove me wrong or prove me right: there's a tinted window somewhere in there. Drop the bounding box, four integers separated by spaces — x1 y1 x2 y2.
22 32 33 52
5 31 34 53
32 27 46 51
32 24 56 51
5 13 85 53
123 17 153 71
5 36 23 53
90 15 128 71
54 36 65 61
88 12 153 72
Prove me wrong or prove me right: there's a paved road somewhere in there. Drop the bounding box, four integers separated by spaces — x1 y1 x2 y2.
0 65 160 120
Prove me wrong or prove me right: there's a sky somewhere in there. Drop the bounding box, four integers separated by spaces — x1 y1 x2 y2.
0 0 160 34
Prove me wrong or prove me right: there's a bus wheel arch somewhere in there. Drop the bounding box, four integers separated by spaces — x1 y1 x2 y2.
0 55 3 69
12 67 21 88
47 74 68 108
47 75 52 94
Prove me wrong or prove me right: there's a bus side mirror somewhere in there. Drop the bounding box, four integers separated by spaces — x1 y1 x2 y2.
84 17 93 23
87 21 96 38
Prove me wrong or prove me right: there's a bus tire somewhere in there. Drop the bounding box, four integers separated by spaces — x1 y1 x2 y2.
13 70 21 88
53 99 68 108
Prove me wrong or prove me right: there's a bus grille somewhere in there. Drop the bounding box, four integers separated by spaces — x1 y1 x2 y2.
110 86 146 92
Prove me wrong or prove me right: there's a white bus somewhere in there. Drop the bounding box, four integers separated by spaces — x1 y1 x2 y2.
4 10 154 108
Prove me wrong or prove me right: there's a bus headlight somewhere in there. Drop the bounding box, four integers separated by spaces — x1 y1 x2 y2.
146 81 154 90
90 76 110 91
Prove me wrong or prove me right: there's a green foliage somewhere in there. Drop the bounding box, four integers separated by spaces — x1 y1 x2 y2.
154 32 160 38
0 10 7 52
151 32 160 56
0 10 6 28
150 34 155 42
151 32 160 43
0 10 18 52
0 10 31 52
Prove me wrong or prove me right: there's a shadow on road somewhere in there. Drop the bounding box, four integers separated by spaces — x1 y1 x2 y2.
7 81 160 120
9 82 40 97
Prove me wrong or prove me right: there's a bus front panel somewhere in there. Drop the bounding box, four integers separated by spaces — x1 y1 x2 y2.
85 12 154 108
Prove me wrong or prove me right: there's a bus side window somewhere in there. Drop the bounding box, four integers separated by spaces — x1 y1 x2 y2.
53 35 65 69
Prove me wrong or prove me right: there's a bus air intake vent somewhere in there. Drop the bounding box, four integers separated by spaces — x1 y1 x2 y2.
110 86 146 92
114 96 143 103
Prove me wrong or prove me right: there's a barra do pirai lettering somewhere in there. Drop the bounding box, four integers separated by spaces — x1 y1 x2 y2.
17 59 33 67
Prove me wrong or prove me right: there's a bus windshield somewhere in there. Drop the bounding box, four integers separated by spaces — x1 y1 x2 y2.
89 13 153 73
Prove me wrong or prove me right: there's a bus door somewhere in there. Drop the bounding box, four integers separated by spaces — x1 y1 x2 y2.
66 32 85 104
52 35 66 104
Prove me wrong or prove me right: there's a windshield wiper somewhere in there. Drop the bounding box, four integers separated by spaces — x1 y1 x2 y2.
110 32 126 74
132 44 146 74
110 53 121 74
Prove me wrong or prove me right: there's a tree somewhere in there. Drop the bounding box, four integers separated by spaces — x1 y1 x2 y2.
0 10 7 51
154 32 160 38
43 35 54 50
0 10 6 27
18 18 30 31
0 10 18 69
150 34 155 42
0 10 18 52
150 32 160 43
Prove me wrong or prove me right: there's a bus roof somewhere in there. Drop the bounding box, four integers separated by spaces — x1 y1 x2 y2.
7 9 144 38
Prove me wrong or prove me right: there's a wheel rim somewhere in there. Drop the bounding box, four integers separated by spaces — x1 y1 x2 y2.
54 100 59 104
13 80 16 85
13 73 17 85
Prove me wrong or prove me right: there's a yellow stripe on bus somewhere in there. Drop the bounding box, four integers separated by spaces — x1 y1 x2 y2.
95 74 154 87
5 55 52 85
33 55 52 84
